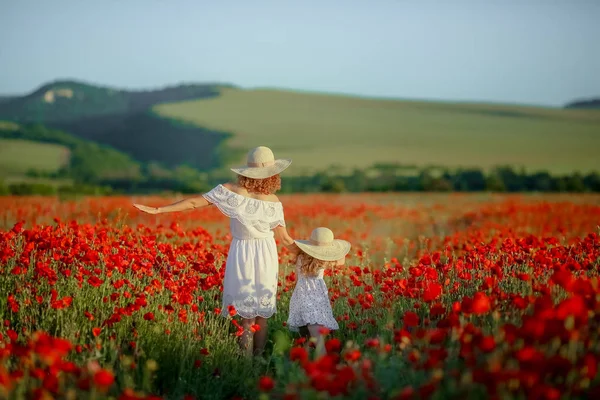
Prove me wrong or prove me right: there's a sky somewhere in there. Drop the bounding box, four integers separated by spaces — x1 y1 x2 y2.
1 0 599 106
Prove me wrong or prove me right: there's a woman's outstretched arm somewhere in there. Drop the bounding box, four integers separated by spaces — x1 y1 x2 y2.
133 196 210 214
133 183 237 214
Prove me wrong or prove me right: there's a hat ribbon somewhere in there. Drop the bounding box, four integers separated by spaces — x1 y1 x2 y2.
309 239 333 246
247 160 275 167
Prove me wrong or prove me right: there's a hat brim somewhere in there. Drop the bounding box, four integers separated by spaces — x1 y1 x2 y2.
231 159 292 179
294 239 351 262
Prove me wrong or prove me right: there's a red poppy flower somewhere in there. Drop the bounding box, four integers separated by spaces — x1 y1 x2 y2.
471 292 491 314
258 376 275 392
403 311 419 327
93 369 114 389
7 329 17 342
290 347 308 364
344 349 361 362
478 335 496 353
318 327 330 335
227 305 236 316
423 283 442 302
325 338 342 354
143 312 155 321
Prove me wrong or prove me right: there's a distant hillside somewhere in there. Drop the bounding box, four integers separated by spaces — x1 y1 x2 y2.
3 80 599 180
0 80 237 170
565 98 600 109
0 138 70 178
0 80 235 122
0 121 141 182
0 121 69 180
156 88 600 175
0 120 215 194
53 112 230 170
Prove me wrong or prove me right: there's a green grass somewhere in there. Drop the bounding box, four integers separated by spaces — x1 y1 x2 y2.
0 138 70 177
155 88 600 175
0 121 20 131
1 176 73 187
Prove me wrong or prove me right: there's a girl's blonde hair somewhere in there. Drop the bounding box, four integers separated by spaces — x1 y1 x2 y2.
296 251 337 277
238 174 281 195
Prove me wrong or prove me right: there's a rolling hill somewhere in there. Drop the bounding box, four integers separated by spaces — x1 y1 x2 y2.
1 80 599 183
0 80 233 122
565 98 600 109
155 88 600 175
0 120 217 194
0 121 70 181
0 121 142 183
0 138 70 179
0 80 236 170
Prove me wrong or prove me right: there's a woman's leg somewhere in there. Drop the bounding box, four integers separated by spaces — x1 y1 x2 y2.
239 318 256 357
253 316 269 356
307 324 327 357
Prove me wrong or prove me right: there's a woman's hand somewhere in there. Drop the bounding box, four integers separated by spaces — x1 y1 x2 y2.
287 242 301 255
133 204 160 214
273 225 299 253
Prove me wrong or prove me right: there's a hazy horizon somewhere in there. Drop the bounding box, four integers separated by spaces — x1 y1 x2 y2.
6 79 593 109
2 0 599 107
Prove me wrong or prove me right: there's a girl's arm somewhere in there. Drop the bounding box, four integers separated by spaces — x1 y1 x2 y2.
133 196 210 215
273 225 300 254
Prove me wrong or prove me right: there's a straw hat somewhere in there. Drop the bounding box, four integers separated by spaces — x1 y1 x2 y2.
231 146 292 179
295 227 351 262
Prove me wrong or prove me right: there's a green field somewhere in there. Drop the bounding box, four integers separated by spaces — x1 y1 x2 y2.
155 88 600 174
0 138 70 178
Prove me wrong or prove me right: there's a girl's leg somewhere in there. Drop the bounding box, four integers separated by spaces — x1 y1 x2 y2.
239 318 256 357
299 325 311 351
253 316 269 356
307 324 327 357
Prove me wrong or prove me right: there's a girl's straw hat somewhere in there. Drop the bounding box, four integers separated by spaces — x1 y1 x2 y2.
231 146 292 179
295 227 351 262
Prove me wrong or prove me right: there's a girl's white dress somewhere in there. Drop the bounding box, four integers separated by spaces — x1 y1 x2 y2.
287 256 339 331
203 185 286 319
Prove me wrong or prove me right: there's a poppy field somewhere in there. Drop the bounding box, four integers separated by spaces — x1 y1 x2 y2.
1 193 599 400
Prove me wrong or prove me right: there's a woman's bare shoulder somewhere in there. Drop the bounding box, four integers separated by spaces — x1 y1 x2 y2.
221 182 280 203
221 182 238 192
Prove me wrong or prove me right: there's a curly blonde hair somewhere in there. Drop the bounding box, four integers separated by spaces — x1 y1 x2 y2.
237 174 281 195
296 251 337 277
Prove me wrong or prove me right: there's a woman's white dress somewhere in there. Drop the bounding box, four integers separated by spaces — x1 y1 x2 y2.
203 185 286 319
287 256 339 331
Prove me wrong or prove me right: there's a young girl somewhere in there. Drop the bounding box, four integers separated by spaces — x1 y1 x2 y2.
133 146 298 357
287 227 350 356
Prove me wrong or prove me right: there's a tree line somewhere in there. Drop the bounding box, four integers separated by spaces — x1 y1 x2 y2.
276 166 600 193
2 164 599 196
2 123 599 196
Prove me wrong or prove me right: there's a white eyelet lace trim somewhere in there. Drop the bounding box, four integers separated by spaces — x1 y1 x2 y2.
222 293 277 318
203 185 286 229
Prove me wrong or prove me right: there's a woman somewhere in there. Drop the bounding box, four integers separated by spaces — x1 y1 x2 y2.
133 146 298 357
